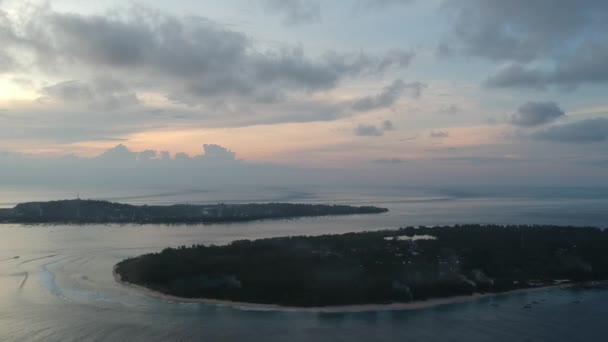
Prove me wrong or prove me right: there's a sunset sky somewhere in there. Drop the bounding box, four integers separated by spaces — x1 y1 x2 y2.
1 0 608 186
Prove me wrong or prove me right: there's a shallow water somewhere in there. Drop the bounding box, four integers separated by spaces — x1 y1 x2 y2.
1 186 607 341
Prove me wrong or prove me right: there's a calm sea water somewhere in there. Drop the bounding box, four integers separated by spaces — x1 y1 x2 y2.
0 185 607 341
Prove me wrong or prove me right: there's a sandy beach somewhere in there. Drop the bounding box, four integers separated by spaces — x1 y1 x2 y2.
113 266 605 313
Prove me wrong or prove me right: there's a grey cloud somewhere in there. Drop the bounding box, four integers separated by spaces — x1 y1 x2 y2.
403 81 426 98
374 49 416 71
97 144 137 162
484 64 547 89
0 4 421 143
174 152 190 161
530 118 608 143
352 79 405 112
0 96 346 145
381 120 395 131
444 0 608 62
354 120 395 137
262 0 320 25
200 144 237 161
354 124 384 137
137 150 157 161
351 79 424 112
444 0 608 88
322 49 415 77
5 6 414 105
41 78 139 110
510 101 565 127
170 48 415 104
485 45 608 89
430 130 449 138
94 144 237 164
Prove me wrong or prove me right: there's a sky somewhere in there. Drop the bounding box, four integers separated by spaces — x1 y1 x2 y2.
1 0 608 188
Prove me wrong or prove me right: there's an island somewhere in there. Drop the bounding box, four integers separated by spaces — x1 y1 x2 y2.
0 199 388 224
115 225 608 309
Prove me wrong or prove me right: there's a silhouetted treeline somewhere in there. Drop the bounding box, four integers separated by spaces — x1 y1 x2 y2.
115 225 608 307
0 199 387 224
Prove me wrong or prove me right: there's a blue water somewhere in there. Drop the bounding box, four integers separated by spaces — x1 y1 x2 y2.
0 185 607 341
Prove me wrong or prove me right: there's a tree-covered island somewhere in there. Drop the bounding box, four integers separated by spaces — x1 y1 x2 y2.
0 199 387 224
115 225 608 307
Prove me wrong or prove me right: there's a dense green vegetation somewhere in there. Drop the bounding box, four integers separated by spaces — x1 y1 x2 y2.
0 199 387 224
115 225 608 307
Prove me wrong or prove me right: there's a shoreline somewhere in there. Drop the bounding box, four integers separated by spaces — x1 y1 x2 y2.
112 266 606 313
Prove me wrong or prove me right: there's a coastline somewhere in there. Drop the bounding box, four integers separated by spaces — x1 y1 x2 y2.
112 266 604 313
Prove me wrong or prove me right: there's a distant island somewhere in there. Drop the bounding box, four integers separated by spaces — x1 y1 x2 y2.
0 199 388 224
115 225 608 308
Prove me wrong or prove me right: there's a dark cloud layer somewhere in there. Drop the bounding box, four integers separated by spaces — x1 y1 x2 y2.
444 0 608 88
510 101 565 127
485 45 608 89
1 5 415 105
531 118 608 143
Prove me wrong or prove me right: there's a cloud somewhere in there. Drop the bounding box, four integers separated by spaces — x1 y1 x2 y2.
381 120 395 131
354 120 395 137
262 0 321 26
0 4 421 145
484 64 546 89
485 45 608 89
201 144 237 161
444 0 608 88
429 130 449 138
41 78 139 110
351 79 424 112
509 101 565 127
444 0 608 62
94 143 237 164
354 124 384 137
2 5 414 104
530 118 608 143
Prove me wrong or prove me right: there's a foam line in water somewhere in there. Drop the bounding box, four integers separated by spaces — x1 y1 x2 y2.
39 258 65 298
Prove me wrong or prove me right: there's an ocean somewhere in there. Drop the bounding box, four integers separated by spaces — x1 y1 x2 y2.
0 185 607 341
